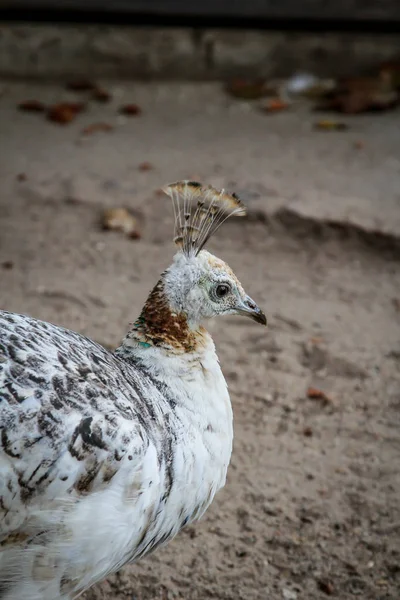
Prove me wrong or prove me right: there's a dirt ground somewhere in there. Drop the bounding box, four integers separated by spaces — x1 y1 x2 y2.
0 82 399 600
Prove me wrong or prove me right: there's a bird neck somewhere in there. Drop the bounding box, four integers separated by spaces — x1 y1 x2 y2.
122 279 207 355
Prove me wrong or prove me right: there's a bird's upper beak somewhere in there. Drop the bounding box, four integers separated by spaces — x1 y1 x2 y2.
237 295 267 326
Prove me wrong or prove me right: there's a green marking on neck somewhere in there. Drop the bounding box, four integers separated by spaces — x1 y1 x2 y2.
138 341 151 349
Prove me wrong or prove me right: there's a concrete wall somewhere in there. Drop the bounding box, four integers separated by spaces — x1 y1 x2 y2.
1 24 399 80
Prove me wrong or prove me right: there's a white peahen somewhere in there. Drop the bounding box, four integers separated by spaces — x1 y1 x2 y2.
0 181 266 599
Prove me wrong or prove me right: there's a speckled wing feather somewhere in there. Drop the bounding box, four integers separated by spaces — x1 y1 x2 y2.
0 311 186 598
0 180 249 600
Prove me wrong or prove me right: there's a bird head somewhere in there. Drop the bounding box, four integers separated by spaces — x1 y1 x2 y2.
130 181 266 352
163 249 266 327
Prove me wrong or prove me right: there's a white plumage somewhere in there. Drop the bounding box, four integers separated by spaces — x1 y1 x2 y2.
0 181 266 599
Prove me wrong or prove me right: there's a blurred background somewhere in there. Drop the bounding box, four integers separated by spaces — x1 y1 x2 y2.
0 2 399 599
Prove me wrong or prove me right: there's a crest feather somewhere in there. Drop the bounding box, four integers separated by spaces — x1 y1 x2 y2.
163 181 246 256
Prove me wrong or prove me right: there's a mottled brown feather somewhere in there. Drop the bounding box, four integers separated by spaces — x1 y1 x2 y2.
132 280 207 353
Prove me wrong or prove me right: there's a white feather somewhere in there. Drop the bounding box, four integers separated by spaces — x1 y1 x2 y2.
0 311 232 600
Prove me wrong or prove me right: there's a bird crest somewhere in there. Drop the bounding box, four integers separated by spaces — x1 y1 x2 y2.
163 181 246 257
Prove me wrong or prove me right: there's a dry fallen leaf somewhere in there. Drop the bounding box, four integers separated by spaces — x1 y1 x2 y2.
102 208 141 239
225 79 268 100
262 98 289 112
306 387 332 403
64 197 82 206
317 578 334 595
303 426 313 437
138 161 153 171
119 104 142 116
1 260 14 270
66 79 97 92
47 102 86 125
314 120 348 131
392 298 400 312
316 73 399 114
379 60 400 90
18 100 46 112
92 87 112 103
81 122 114 135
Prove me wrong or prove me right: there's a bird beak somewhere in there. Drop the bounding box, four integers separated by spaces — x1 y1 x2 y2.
237 295 267 326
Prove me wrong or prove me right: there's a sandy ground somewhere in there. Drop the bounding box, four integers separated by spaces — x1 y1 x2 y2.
0 82 399 600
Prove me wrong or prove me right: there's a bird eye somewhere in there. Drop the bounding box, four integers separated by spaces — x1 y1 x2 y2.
215 283 230 298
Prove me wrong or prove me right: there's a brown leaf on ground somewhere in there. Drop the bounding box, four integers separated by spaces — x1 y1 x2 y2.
92 87 112 103
102 208 141 239
379 60 400 90
47 102 86 124
18 100 46 112
64 197 82 206
119 104 142 116
317 578 335 595
392 298 400 312
225 79 268 100
306 387 332 403
1 260 14 270
66 80 97 92
138 161 154 171
314 120 348 131
81 122 114 135
315 73 399 114
262 98 289 113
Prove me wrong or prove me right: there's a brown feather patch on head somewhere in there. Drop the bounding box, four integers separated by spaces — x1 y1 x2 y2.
163 181 246 256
